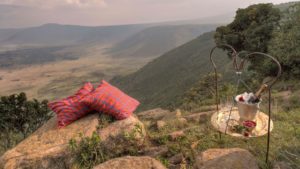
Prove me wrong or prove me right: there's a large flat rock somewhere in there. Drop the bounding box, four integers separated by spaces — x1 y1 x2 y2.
93 156 167 169
0 114 147 169
0 114 99 169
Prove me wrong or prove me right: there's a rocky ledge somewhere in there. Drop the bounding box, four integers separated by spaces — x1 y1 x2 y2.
0 114 146 169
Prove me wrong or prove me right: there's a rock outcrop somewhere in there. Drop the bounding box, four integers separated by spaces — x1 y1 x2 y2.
194 148 259 169
93 156 167 169
137 108 171 121
98 115 146 144
0 114 146 169
0 114 99 169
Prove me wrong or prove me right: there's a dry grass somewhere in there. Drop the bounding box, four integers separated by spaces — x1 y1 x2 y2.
0 46 152 100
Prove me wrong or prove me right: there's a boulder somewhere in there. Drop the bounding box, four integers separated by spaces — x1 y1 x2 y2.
194 148 259 169
0 114 146 169
0 114 99 169
93 156 167 169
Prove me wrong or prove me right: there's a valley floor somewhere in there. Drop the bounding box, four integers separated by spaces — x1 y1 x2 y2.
0 46 152 100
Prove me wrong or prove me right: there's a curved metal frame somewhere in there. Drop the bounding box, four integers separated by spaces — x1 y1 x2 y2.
209 44 282 163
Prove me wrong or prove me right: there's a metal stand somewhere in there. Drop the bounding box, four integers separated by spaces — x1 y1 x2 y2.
209 44 282 164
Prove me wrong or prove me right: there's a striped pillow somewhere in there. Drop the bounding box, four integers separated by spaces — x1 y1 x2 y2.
83 80 140 120
48 82 94 128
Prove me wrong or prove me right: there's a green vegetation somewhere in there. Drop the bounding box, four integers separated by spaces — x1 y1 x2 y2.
148 104 299 169
69 132 104 169
215 3 281 53
0 92 52 155
0 2 299 169
69 114 145 169
269 3 300 78
107 4 300 167
215 3 281 77
180 73 236 112
112 2 300 112
111 31 232 111
215 2 300 78
69 100 299 169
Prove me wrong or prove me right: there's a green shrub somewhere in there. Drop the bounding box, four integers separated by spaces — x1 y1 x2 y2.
69 132 106 169
0 92 51 155
69 124 145 169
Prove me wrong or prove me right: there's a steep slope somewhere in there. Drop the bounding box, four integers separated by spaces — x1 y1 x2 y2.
111 32 230 110
107 24 219 58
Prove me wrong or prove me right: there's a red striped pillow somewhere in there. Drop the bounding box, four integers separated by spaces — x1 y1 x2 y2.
83 80 140 120
48 82 94 128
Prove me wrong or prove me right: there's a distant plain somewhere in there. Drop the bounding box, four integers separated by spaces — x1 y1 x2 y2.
0 45 152 100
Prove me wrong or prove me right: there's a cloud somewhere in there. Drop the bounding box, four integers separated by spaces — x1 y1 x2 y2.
64 0 107 7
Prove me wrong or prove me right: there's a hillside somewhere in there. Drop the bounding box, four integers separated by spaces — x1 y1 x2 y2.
0 23 149 49
0 24 222 101
111 31 231 110
107 24 219 58
110 1 300 111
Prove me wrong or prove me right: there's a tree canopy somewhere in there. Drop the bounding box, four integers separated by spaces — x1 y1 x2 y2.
0 93 51 153
215 3 281 53
214 3 300 78
268 3 300 78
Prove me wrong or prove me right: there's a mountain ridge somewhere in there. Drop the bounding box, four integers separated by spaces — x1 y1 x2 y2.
107 24 220 58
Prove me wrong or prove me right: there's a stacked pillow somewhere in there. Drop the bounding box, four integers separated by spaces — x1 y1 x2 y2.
48 82 94 128
48 80 140 128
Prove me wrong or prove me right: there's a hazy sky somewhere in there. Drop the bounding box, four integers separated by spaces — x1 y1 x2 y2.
0 0 297 28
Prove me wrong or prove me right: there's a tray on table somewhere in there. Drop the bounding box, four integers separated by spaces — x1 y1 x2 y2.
211 107 273 138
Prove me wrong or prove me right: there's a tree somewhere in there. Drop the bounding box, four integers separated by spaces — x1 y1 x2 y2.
268 3 300 78
214 3 281 77
215 3 281 53
0 92 52 152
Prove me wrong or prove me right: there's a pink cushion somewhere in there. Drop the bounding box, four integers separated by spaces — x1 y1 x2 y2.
48 82 94 128
83 80 140 120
